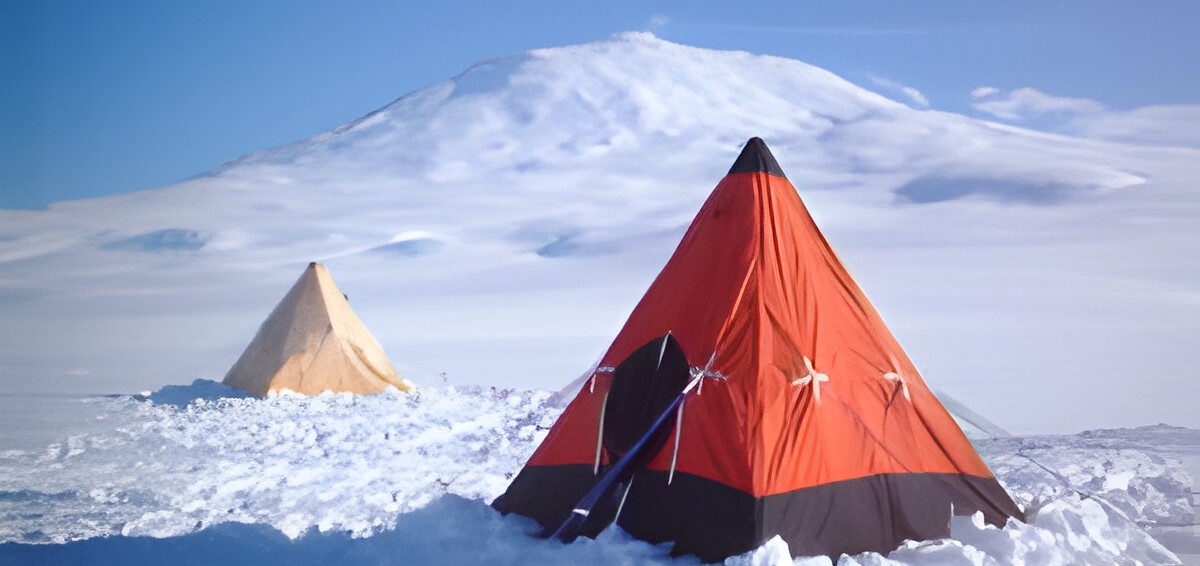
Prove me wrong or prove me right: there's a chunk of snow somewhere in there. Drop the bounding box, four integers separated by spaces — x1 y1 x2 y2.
0 384 1193 565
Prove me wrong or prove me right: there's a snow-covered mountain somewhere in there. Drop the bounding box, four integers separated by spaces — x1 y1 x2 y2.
1 32 1197 433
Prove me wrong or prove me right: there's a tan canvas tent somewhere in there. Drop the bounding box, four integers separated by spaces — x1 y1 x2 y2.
223 262 413 396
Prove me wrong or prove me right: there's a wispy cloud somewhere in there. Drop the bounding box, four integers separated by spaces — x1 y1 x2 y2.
970 86 1104 121
869 74 930 109
1069 104 1200 147
648 14 670 28
970 86 999 99
971 86 1200 147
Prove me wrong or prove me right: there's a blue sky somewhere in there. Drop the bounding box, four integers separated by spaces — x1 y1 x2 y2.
3 0 1198 209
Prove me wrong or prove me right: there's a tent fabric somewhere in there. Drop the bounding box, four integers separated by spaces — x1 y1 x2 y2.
493 138 1022 561
602 334 691 463
223 262 413 396
544 334 694 542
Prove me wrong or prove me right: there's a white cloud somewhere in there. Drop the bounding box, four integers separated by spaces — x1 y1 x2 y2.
970 86 1105 121
868 74 930 108
1068 104 1200 147
970 86 999 99
648 14 670 28
971 86 1200 147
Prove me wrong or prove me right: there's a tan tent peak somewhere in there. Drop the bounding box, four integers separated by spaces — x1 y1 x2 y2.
222 262 414 396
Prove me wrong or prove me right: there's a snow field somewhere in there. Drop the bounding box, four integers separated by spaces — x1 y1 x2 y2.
0 383 1194 564
0 383 555 542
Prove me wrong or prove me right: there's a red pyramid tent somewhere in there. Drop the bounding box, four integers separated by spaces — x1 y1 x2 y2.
493 138 1023 560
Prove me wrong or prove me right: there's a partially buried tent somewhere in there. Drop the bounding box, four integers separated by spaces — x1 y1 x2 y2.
223 262 413 396
493 138 1022 560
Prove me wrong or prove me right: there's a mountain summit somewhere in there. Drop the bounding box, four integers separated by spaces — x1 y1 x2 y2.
230 32 905 177
0 33 1192 434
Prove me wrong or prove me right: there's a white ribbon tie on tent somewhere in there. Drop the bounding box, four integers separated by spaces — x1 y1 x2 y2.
668 351 718 485
791 356 829 402
882 353 910 403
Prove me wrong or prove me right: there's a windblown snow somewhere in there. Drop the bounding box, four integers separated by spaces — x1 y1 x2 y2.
1 384 1196 565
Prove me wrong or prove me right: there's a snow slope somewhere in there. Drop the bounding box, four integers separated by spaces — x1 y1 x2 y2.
1 34 1197 432
0 383 1195 564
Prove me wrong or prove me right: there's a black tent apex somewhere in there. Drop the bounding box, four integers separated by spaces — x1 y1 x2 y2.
728 137 787 179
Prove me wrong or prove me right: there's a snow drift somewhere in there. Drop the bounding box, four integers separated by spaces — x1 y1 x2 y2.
0 383 1194 564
